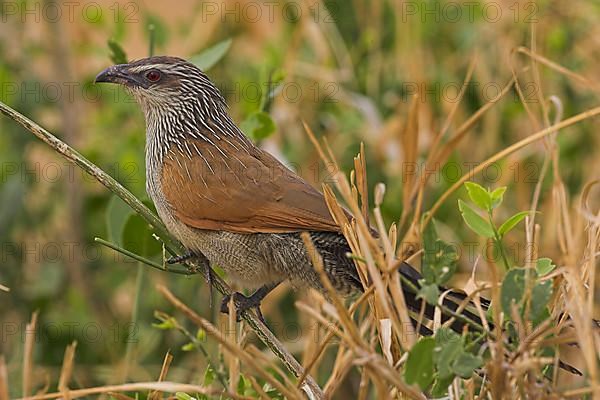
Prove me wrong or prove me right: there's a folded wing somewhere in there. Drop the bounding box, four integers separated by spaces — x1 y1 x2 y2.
161 138 340 233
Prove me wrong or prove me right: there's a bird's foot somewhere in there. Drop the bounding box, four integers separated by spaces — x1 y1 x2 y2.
167 251 214 308
167 251 195 265
221 291 266 324
220 282 281 324
203 263 215 308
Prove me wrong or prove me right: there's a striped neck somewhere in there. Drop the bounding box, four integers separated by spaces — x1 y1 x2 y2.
142 93 252 170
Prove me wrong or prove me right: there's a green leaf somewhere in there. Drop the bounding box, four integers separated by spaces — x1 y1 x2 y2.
261 382 281 398
240 111 276 141
536 257 556 276
498 211 530 236
433 327 462 379
490 186 507 209
422 219 458 285
422 216 437 265
435 241 458 284
423 239 458 285
452 352 483 378
181 342 196 352
122 213 162 257
431 374 455 397
485 302 494 321
175 393 197 400
458 199 494 238
107 38 128 64
105 195 134 245
417 283 440 305
237 374 253 395
190 38 233 71
465 182 491 211
203 365 216 386
530 280 553 321
404 337 436 389
152 318 175 330
501 268 527 317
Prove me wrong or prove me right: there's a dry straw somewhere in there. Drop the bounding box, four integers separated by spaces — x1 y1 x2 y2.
2 39 600 398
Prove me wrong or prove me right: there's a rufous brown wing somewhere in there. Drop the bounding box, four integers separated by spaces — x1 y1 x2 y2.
160 137 341 233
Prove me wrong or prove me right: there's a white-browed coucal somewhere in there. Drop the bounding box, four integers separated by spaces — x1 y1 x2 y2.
94 56 589 376
93 56 489 326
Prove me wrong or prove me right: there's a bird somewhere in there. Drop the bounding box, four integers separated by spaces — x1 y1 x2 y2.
93 55 451 324
95 56 587 376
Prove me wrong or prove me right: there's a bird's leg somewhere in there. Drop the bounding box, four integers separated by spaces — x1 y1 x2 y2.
203 260 215 308
220 281 281 324
168 251 215 308
167 250 195 264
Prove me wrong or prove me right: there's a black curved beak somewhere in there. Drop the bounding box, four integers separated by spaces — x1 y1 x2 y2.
95 64 136 85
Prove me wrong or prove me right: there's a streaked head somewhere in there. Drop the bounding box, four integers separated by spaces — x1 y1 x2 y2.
95 55 248 160
95 56 226 111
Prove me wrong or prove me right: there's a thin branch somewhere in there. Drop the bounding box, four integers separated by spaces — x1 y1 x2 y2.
0 102 173 244
94 237 190 275
157 285 301 399
0 101 324 399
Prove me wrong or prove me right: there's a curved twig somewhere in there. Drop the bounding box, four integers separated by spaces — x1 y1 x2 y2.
0 101 324 400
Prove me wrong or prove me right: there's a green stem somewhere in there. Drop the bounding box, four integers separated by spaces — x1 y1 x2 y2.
489 213 511 271
94 237 190 275
148 24 156 57
155 312 228 388
0 101 324 399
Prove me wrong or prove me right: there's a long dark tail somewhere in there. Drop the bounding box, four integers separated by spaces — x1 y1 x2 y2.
397 261 584 376
312 231 584 376
398 262 489 333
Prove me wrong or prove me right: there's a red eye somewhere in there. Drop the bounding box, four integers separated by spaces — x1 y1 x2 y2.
145 70 161 82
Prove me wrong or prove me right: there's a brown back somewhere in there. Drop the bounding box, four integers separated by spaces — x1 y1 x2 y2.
160 138 340 233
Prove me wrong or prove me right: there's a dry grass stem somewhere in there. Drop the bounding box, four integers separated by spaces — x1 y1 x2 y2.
0 356 9 400
17 382 246 400
425 105 600 227
148 352 173 400
58 341 77 393
157 284 305 399
22 311 38 398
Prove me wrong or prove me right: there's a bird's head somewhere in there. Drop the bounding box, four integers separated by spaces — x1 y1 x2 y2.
95 56 226 115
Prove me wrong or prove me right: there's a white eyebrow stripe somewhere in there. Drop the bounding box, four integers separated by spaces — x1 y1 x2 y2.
129 64 172 73
132 58 256 170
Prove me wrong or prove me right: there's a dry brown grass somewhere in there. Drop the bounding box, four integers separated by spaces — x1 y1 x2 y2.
7 88 599 397
2 1 600 398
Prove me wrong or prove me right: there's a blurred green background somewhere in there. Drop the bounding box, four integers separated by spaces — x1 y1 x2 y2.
1 0 599 394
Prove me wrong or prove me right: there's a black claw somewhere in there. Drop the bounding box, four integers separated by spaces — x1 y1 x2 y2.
219 282 280 324
167 251 194 264
167 251 214 308
220 292 267 324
